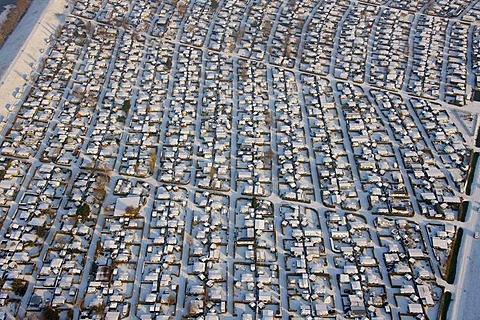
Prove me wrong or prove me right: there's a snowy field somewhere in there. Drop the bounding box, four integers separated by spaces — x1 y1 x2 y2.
0 0 67 119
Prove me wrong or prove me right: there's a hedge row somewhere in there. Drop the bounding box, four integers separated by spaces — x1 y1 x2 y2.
465 152 479 196
446 228 464 284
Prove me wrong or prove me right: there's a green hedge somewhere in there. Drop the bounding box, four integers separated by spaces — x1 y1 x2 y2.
466 152 479 196
446 228 464 284
438 291 452 320
458 201 469 222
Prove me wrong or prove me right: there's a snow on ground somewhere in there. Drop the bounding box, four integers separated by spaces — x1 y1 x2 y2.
0 0 68 121
0 0 478 318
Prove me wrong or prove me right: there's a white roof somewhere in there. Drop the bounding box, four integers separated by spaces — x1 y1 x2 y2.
105 312 120 320
114 196 141 217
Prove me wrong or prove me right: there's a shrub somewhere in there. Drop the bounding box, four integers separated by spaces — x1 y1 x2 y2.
12 279 28 296
76 203 91 222
44 305 60 320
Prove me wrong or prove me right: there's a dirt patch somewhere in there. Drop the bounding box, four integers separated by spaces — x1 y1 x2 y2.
0 0 31 47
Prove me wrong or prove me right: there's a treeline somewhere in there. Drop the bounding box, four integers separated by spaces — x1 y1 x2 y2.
0 0 32 47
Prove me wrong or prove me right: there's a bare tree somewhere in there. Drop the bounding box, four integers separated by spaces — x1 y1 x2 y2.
235 27 245 44
261 19 273 38
125 206 140 216
166 294 176 306
149 150 157 173
176 1 188 18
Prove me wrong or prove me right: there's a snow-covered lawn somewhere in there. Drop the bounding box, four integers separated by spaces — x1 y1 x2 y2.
0 0 68 119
